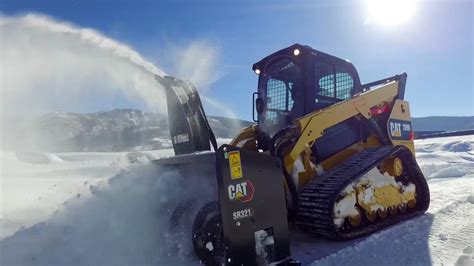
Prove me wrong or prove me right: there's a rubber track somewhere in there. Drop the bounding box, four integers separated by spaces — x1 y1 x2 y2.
296 145 430 239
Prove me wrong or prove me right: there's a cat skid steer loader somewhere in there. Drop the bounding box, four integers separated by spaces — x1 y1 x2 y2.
153 44 430 265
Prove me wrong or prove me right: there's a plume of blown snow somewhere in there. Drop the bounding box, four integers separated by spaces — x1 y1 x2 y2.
173 40 220 91
0 13 167 119
201 95 237 119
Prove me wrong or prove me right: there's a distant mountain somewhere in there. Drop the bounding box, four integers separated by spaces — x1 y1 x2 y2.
5 110 472 152
6 109 253 152
412 116 474 132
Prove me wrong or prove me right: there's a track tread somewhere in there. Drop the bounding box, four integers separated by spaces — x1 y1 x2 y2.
296 145 430 239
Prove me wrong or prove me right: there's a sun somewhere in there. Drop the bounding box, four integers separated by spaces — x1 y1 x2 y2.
366 0 417 26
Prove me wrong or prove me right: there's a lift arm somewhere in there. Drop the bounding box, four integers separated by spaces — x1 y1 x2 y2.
283 80 401 171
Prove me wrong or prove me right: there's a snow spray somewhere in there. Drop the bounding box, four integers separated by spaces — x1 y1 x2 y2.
0 162 215 266
0 13 167 116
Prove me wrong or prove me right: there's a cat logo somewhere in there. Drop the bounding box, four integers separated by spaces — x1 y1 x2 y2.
228 181 255 202
387 119 413 141
390 122 402 137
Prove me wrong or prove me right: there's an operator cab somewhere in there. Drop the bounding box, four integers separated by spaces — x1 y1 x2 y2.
253 44 362 139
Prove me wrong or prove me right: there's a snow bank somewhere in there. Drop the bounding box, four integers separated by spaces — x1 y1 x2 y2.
123 152 157 164
429 166 468 178
1 162 216 266
415 135 474 179
2 150 123 238
415 137 473 154
15 151 64 164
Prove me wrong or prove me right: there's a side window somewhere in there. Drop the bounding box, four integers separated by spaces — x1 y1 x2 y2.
315 62 335 98
314 62 354 102
335 64 354 100
318 74 335 97
335 72 353 100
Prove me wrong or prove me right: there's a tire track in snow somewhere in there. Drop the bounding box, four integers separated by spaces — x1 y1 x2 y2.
429 196 474 265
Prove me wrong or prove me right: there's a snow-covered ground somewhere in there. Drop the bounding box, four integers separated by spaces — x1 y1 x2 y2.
0 150 174 240
1 136 473 265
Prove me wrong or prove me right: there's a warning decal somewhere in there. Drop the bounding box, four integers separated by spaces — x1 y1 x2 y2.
228 151 243 180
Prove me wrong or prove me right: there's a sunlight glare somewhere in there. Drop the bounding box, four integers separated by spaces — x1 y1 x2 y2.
366 0 417 26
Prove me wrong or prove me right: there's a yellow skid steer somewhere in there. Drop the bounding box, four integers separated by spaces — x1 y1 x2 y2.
154 44 430 265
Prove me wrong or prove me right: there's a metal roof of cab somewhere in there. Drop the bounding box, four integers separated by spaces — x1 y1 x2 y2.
252 43 361 87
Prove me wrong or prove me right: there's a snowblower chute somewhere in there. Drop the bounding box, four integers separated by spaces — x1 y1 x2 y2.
153 43 430 265
155 75 217 155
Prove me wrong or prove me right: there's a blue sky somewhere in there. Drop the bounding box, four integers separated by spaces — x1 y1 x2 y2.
1 0 472 120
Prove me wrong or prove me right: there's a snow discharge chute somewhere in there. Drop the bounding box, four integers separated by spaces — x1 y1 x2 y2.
155 75 217 155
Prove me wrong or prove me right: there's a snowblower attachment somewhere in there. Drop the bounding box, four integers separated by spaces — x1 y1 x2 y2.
154 75 297 265
155 75 217 155
214 145 296 265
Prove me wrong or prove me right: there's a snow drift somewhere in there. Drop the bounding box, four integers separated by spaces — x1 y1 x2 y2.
15 151 65 164
416 136 474 179
1 161 216 266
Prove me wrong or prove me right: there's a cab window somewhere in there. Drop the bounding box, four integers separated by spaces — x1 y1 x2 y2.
314 62 354 108
258 58 303 136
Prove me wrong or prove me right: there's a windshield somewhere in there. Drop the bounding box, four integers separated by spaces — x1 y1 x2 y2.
258 58 303 136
